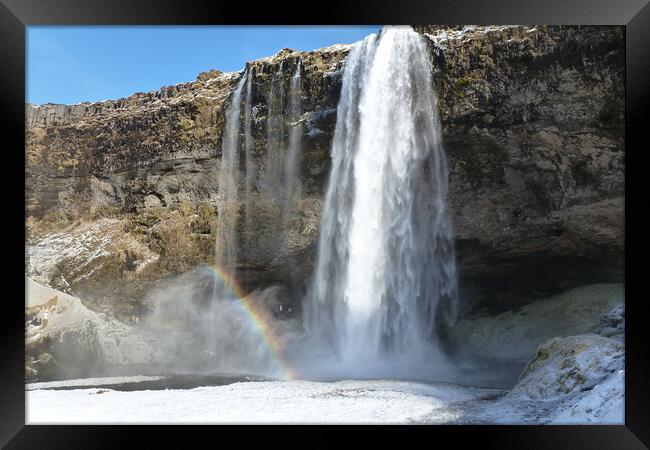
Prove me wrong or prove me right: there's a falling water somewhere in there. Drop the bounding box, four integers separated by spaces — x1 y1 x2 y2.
243 65 255 229
261 62 286 203
307 27 459 366
215 70 248 273
281 60 303 226
207 67 289 377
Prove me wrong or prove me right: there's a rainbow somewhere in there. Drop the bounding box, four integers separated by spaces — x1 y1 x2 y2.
203 265 297 380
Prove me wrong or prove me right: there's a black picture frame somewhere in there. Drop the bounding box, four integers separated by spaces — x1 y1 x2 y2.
2 0 647 447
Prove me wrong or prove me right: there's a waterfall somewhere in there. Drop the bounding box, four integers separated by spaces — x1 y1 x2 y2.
208 67 288 377
307 27 459 364
216 59 303 274
243 65 255 229
261 62 286 203
215 69 248 273
281 60 303 226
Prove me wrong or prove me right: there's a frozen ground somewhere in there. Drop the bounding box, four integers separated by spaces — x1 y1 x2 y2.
25 369 624 424
27 378 503 424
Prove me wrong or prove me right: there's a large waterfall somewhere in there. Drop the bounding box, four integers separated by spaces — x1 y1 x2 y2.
306 27 459 368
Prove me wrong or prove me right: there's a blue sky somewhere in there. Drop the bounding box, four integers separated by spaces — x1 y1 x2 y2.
27 26 380 105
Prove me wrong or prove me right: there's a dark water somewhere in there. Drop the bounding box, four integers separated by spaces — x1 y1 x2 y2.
29 351 525 392
33 373 274 392
30 355 524 393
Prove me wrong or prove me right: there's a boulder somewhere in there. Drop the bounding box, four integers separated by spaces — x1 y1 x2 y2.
474 332 624 424
449 283 623 361
25 278 160 381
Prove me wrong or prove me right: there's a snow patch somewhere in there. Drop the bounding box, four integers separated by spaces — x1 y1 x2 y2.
423 25 528 48
26 219 120 286
317 43 352 53
470 333 624 424
549 369 624 424
26 278 161 368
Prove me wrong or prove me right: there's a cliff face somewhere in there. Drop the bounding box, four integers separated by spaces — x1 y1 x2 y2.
420 26 624 314
25 26 624 319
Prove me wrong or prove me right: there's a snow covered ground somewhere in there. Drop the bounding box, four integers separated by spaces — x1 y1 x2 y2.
26 379 503 424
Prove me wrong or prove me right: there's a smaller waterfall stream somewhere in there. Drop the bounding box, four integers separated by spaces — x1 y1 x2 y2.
262 62 286 203
216 59 304 273
201 64 301 378
281 60 303 226
215 70 248 273
243 65 255 229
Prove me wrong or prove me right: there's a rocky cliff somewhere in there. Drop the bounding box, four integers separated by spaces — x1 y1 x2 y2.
25 26 624 320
